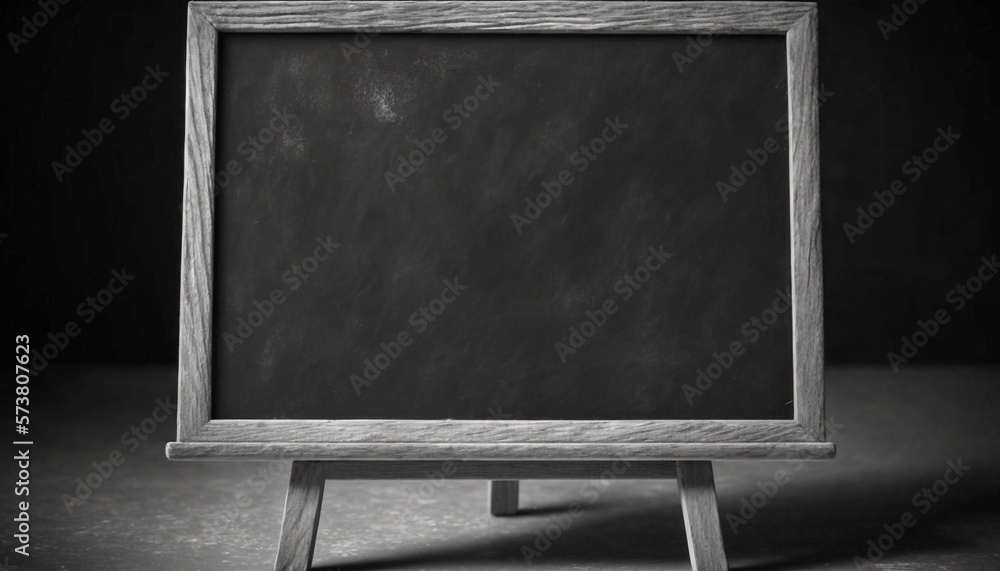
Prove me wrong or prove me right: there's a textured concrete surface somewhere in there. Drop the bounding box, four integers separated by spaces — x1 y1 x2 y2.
1 365 998 570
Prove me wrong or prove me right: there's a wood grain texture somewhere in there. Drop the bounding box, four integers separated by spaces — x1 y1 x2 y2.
177 7 217 441
166 441 835 461
677 462 728 571
489 480 519 515
174 1 829 461
193 1 814 34
318 461 676 479
787 6 825 440
274 462 326 571
187 419 819 444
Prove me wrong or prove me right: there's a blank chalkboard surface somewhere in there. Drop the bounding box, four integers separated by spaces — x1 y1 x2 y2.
210 32 793 421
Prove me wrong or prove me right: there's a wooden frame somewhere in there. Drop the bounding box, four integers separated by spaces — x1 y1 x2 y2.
168 0 829 462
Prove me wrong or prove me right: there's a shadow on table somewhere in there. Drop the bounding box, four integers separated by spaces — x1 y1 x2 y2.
311 457 997 570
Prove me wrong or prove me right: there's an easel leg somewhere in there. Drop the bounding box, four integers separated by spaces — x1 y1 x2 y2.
275 462 326 571
489 480 519 516
676 461 728 571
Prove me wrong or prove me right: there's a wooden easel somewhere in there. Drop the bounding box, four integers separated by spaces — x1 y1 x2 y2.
274 461 727 571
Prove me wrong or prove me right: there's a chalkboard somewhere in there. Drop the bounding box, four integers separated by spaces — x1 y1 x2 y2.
170 1 829 462
212 32 792 421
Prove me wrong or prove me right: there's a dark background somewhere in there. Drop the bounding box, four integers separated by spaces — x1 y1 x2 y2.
5 0 999 366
